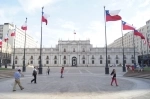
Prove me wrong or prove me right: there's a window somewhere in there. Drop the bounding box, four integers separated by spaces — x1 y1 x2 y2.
108 60 110 64
82 48 85 52
100 55 102 59
132 60 134 64
108 55 110 59
15 56 18 59
92 55 94 59
15 61 17 64
64 60 66 64
31 56 33 59
46 61 49 64
54 60 57 64
30 61 33 64
116 55 118 59
54 56 57 59
116 60 118 64
92 60 94 64
64 56 66 59
73 48 75 52
64 49 66 52
83 60 85 64
82 55 85 59
100 60 102 64
46 56 49 59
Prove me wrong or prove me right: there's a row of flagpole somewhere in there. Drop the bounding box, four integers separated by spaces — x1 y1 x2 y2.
0 7 49 74
104 6 147 74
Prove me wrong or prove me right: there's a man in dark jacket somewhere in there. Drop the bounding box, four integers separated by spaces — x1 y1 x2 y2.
31 67 37 84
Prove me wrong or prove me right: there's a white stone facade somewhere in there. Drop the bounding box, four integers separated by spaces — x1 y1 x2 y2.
12 40 138 67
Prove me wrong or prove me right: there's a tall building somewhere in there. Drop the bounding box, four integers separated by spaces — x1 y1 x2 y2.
108 19 150 55
1 23 38 48
12 40 138 67
0 41 12 65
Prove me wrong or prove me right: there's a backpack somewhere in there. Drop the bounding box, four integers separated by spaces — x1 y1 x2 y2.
33 70 37 75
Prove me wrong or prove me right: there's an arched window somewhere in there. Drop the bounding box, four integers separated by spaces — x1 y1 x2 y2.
92 55 94 59
31 56 33 59
15 56 18 59
46 56 49 59
82 55 85 59
82 48 85 52
64 49 66 52
64 56 66 59
54 55 57 59
73 48 75 52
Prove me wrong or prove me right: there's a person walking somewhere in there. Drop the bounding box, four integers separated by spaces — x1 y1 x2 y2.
13 69 24 91
31 67 37 84
110 69 118 86
60 67 64 78
47 66 50 75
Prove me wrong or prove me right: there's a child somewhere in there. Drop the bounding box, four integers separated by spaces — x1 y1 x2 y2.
60 67 64 78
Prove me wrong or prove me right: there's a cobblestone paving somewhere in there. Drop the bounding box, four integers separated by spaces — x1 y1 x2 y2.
0 67 150 99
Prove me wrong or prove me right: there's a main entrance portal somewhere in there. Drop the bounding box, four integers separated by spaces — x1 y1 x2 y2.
72 57 77 66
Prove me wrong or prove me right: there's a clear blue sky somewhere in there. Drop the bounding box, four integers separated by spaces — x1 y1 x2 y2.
0 0 150 47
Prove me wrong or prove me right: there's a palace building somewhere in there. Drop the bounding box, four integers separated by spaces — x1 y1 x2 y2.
12 40 138 67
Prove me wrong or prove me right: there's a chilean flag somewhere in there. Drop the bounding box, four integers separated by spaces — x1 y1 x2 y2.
134 30 145 39
11 29 16 37
4 34 9 42
105 10 121 22
122 21 135 30
21 19 27 30
42 12 49 25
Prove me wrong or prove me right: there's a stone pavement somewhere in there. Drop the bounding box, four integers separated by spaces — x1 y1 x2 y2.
0 67 150 99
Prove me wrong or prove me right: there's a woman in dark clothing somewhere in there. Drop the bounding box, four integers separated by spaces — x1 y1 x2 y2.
110 69 118 86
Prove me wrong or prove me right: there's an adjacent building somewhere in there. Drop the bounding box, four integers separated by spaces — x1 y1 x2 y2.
108 19 150 55
0 23 38 48
0 41 12 65
12 40 138 67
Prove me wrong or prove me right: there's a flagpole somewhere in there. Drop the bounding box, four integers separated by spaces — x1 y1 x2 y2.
133 29 136 67
5 31 9 68
12 25 16 69
141 39 144 67
121 20 126 72
0 46 2 68
39 7 44 74
23 18 27 72
104 6 109 74
146 34 149 66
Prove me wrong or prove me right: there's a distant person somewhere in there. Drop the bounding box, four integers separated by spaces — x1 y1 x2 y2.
47 67 50 75
110 69 118 86
60 67 64 78
13 69 24 91
31 67 37 84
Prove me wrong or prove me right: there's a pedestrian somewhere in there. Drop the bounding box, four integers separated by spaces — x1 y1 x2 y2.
47 66 50 75
31 67 37 84
13 69 24 91
60 67 64 78
110 69 118 86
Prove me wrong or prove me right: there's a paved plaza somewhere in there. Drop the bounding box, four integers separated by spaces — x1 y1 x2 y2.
0 67 150 99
